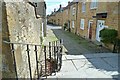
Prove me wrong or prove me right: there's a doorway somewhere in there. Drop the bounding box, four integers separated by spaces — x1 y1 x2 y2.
88 20 93 39
96 20 105 42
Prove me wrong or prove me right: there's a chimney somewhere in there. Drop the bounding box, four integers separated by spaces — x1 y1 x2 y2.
68 1 70 5
59 4 62 8
54 8 56 12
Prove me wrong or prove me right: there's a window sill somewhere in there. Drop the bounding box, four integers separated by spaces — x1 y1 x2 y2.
72 27 74 29
90 7 97 10
80 28 84 30
82 11 85 13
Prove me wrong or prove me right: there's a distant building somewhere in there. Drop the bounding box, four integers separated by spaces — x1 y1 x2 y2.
47 4 64 26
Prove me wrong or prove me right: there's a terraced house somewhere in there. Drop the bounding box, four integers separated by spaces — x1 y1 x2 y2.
47 0 119 50
77 0 119 41
76 0 119 50
47 5 64 26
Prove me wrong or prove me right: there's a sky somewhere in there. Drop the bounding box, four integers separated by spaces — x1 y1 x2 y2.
45 0 73 15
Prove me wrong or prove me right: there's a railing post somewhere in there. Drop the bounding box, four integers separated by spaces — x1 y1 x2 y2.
49 42 51 61
26 45 32 80
34 45 39 79
53 41 56 74
49 42 52 75
44 46 47 78
52 42 54 56
59 39 63 71
11 44 18 80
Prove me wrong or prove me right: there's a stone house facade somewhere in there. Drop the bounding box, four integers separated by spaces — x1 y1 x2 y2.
77 1 119 41
62 7 69 27
2 0 46 78
76 1 119 49
62 2 71 31
47 5 64 26
69 2 78 34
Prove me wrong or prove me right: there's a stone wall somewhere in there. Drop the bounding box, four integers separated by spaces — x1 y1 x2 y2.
2 1 15 78
2 1 45 78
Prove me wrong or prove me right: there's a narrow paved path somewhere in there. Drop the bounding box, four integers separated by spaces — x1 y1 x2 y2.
52 29 90 55
49 25 111 55
43 25 119 79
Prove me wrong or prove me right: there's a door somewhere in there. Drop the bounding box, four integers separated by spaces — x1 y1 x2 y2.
96 20 105 42
88 21 93 39
68 20 71 32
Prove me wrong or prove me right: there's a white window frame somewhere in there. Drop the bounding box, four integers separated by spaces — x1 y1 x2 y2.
80 19 84 30
72 7 75 15
82 2 86 12
72 21 74 28
90 0 98 9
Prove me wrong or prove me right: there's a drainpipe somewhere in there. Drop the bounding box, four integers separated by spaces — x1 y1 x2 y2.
75 2 78 34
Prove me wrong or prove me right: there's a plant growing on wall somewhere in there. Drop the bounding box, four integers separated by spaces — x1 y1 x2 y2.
100 28 118 43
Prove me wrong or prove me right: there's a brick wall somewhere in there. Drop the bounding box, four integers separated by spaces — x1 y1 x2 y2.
105 2 118 30
77 2 97 40
70 3 78 34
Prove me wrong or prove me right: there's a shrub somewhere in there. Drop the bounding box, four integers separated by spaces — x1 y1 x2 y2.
100 28 118 43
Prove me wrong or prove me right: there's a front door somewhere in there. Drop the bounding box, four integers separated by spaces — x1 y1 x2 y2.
68 21 70 32
96 20 105 42
88 21 93 39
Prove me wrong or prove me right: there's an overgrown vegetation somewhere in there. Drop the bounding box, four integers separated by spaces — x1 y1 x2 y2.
100 28 118 43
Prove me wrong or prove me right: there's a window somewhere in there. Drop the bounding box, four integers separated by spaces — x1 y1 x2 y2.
82 2 86 12
72 21 74 28
66 10 68 15
72 7 75 15
80 19 84 30
90 0 98 9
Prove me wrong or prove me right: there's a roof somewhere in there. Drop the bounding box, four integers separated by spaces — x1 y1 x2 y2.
49 1 78 16
63 2 78 10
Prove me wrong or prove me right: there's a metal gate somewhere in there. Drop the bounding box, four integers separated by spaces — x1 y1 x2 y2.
3 39 63 80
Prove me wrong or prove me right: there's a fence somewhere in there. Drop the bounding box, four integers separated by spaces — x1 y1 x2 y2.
3 39 63 80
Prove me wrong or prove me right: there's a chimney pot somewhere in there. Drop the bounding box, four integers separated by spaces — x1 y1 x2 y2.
60 4 62 8
54 8 56 12
68 1 70 5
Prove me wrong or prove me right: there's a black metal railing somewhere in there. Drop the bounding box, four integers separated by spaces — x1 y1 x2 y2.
40 39 63 78
3 39 63 80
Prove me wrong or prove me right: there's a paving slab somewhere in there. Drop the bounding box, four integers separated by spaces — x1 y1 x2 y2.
65 55 86 60
102 57 118 69
48 53 119 79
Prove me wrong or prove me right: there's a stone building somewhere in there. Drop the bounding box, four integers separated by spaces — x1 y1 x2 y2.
2 0 46 78
47 4 64 26
62 6 69 27
47 9 57 25
76 0 119 50
69 2 78 34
